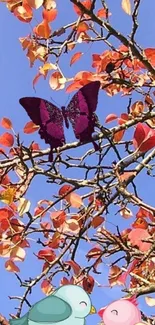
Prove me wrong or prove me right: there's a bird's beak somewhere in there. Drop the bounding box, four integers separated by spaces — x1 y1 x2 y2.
89 305 96 314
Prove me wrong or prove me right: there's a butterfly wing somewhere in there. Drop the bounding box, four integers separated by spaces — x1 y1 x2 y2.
19 97 65 161
66 81 100 142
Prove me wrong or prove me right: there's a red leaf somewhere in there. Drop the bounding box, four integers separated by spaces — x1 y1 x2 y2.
0 208 14 221
133 123 155 152
136 207 154 221
0 133 14 147
37 249 56 262
91 216 105 228
128 228 151 252
60 277 70 285
23 121 40 134
59 185 73 196
83 275 95 293
50 210 66 228
105 114 118 123
70 52 83 66
65 260 81 275
0 118 13 130
86 247 102 260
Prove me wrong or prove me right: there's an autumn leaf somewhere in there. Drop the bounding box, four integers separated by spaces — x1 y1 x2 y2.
70 52 83 66
66 192 83 208
130 101 144 118
0 208 14 221
120 207 133 219
10 246 26 262
13 4 33 22
128 228 151 252
5 260 20 273
37 249 56 262
133 123 155 152
59 185 73 196
50 210 66 228
65 219 80 234
34 20 51 39
83 275 95 293
0 187 16 205
17 198 31 216
27 0 43 9
145 296 155 307
23 121 40 134
91 216 105 228
49 71 66 90
122 0 131 15
132 218 148 229
105 114 118 123
0 133 14 147
97 8 111 18
65 260 81 275
42 8 57 22
0 118 13 130
41 279 54 295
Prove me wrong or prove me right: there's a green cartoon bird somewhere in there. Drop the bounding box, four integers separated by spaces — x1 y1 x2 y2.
9 285 96 325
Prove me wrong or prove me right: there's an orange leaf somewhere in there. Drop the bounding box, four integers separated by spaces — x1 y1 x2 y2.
130 101 144 118
42 8 57 22
91 216 105 228
49 71 66 90
132 218 148 229
113 130 125 142
13 4 33 22
0 132 14 147
0 118 13 129
41 279 54 295
34 19 51 39
70 52 83 66
97 8 111 18
5 260 20 273
23 121 40 134
73 0 92 16
122 0 131 15
27 0 43 9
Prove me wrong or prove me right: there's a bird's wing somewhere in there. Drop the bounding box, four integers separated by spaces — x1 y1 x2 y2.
9 313 28 325
29 295 72 323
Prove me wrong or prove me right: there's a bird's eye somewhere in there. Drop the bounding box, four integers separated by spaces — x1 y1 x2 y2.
111 310 118 315
79 301 87 308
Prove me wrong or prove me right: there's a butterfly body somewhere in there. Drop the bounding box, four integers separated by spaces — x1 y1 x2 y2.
19 81 100 161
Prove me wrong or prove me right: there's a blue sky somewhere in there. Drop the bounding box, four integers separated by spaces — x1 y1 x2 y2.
0 1 155 324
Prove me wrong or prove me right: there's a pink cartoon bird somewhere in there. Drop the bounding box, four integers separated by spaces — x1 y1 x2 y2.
98 296 142 325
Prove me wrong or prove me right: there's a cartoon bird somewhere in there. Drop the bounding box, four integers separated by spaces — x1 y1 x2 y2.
98 296 142 325
9 285 96 325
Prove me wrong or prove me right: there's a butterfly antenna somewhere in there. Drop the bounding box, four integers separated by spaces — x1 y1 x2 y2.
49 96 60 107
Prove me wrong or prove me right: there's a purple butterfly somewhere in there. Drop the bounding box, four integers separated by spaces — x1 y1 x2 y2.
19 81 100 161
